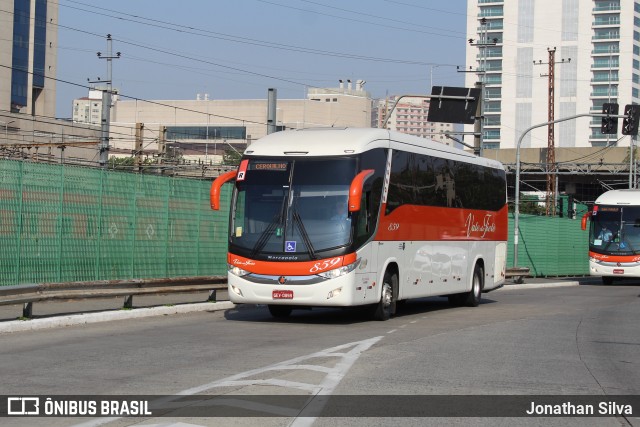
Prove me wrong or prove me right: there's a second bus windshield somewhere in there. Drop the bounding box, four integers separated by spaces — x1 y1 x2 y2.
589 205 640 255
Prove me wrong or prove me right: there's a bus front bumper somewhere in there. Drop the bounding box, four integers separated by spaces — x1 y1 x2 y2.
589 258 640 277
227 271 368 307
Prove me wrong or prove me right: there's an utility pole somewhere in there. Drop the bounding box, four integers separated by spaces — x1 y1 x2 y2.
456 65 488 156
632 134 637 188
96 34 121 168
534 47 570 216
157 125 167 175
466 18 497 157
134 122 144 172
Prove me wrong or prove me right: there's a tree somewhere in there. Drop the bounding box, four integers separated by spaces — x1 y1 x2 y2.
222 148 243 165
107 156 154 171
510 194 546 215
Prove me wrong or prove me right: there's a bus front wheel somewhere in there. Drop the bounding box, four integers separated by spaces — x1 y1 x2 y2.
372 270 397 321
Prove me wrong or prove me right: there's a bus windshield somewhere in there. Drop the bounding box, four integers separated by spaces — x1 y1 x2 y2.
231 157 357 258
589 205 640 255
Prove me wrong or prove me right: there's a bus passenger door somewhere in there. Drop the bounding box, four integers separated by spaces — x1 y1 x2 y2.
354 189 380 303
356 241 378 303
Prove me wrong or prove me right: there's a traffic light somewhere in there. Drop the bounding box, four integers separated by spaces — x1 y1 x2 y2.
622 104 640 135
601 103 618 134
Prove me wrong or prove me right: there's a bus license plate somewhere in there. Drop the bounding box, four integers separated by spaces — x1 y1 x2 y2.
613 269 624 274
273 290 293 299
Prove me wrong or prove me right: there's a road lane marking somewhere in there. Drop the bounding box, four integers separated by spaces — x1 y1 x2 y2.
71 336 383 427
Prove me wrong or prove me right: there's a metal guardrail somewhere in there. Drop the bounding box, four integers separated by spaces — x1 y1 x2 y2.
0 276 227 318
1 270 532 319
505 267 530 284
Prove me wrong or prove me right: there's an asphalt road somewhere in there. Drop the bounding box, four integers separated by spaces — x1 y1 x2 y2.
1 280 639 427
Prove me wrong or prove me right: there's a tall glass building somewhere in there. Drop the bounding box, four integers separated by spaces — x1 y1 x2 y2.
465 0 640 149
0 0 58 116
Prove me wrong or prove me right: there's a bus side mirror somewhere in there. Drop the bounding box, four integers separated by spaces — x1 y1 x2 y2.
581 212 590 231
348 169 375 212
210 170 237 210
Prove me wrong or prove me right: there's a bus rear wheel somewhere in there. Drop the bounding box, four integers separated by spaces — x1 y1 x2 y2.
372 270 397 321
268 305 292 318
463 265 483 307
449 264 483 307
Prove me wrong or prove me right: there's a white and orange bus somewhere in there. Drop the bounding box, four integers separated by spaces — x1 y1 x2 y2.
582 189 640 285
211 128 508 320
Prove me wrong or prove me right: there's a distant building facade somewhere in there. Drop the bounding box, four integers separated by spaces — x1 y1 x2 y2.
0 0 99 164
0 0 58 116
108 83 373 162
105 82 460 164
72 88 119 125
376 96 455 146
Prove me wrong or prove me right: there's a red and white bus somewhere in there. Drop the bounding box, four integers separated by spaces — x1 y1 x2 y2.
211 128 508 320
582 189 640 285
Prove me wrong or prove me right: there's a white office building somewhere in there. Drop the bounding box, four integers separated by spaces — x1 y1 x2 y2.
72 88 119 125
465 0 640 150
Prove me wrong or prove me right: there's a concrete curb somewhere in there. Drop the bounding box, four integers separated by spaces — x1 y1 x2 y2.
500 281 581 290
0 301 235 334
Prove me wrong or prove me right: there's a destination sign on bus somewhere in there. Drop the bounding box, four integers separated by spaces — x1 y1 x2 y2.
251 162 288 171
598 207 620 212
593 205 620 215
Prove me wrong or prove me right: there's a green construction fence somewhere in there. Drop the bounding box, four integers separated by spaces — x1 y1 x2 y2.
508 212 589 277
0 159 231 286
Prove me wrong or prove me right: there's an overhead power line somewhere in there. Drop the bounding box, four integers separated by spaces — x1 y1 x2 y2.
50 1 452 66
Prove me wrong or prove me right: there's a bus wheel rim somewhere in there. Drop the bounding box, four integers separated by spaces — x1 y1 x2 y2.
382 283 392 307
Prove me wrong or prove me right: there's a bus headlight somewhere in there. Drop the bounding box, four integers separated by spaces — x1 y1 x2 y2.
317 259 360 279
228 263 251 277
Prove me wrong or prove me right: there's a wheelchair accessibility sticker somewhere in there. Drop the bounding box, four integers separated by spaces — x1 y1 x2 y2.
285 241 297 252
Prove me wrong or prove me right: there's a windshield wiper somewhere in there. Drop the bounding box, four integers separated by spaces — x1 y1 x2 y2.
620 232 637 254
602 234 618 252
250 215 279 258
292 209 317 259
251 197 288 257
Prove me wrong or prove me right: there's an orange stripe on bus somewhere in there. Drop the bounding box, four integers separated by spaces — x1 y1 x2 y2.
228 252 358 276
589 252 640 263
375 204 509 241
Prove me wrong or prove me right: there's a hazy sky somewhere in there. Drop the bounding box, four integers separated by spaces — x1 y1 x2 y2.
56 0 469 118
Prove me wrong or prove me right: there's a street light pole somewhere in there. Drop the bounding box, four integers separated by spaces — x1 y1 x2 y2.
96 34 121 168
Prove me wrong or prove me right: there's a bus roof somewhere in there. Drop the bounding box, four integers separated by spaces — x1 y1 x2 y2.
244 127 503 169
595 189 640 205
